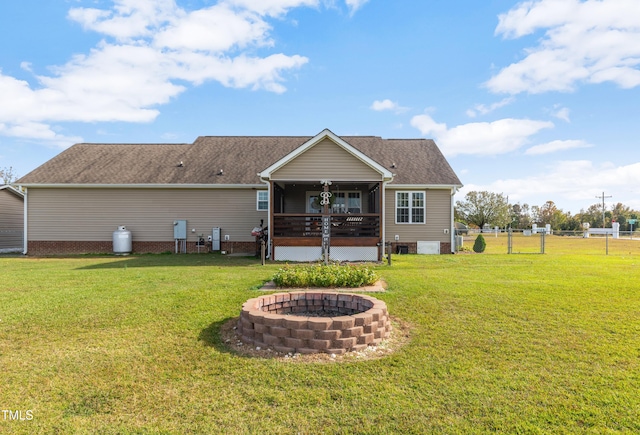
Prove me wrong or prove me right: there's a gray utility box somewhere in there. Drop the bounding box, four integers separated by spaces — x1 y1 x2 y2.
173 220 187 239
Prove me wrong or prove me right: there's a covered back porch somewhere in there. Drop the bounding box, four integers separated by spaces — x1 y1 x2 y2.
258 129 394 262
269 181 384 261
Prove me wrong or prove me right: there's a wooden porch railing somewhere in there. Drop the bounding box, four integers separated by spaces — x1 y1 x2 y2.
272 214 380 238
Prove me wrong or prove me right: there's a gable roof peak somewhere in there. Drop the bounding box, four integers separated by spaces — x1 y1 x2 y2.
258 129 393 181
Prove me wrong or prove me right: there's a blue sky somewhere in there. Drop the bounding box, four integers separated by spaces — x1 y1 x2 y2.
1 0 639 214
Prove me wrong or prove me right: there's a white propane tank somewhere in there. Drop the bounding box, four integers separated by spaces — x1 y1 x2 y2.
113 225 132 255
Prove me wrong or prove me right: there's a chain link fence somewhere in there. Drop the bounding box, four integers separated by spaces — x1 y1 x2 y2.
459 229 640 256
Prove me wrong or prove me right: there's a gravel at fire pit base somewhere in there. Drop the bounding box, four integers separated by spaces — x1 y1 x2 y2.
219 316 411 363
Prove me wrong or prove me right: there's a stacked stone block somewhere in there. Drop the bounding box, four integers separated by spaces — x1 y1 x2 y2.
237 292 392 355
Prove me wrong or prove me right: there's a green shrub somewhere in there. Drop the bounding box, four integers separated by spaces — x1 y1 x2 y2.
473 234 486 253
272 264 378 288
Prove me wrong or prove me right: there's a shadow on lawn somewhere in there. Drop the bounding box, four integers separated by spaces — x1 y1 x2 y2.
198 317 239 355
76 254 260 269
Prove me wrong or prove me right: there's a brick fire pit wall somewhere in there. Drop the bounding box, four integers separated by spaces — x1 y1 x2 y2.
237 292 392 355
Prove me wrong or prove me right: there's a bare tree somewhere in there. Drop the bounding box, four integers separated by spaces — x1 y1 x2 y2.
0 166 18 184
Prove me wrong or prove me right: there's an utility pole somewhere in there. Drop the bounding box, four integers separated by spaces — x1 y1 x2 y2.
596 191 612 228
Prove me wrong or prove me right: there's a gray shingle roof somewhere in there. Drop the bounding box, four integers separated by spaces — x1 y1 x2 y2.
17 135 462 187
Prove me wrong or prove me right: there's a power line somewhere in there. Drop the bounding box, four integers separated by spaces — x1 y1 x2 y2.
596 191 612 228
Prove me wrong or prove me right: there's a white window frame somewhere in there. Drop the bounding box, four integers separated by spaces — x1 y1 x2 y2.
257 191 268 211
395 191 426 224
306 190 363 214
331 191 361 214
306 192 322 214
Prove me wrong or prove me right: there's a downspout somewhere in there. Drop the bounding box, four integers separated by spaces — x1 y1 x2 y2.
22 186 27 255
259 176 271 259
451 186 459 253
381 180 389 261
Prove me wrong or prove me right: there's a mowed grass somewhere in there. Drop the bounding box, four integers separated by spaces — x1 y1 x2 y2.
466 231 640 256
1 249 640 434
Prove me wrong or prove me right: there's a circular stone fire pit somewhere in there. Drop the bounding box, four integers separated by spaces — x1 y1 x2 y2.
237 292 392 355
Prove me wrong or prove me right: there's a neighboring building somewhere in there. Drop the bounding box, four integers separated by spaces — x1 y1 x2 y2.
16 129 462 260
0 185 25 253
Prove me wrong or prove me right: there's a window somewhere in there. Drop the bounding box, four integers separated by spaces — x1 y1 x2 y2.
307 192 321 213
332 191 361 213
307 190 362 214
396 191 425 223
257 191 268 211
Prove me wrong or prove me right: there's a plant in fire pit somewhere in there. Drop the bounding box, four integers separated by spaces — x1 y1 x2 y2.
273 264 378 288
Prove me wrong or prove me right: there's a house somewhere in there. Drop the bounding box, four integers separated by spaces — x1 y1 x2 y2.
16 129 462 260
0 185 25 253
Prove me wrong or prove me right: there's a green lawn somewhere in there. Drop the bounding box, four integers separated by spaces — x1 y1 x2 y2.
1 250 639 434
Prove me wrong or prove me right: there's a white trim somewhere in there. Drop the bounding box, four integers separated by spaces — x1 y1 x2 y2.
395 191 426 224
306 191 322 214
331 190 362 214
382 180 388 245
450 188 456 251
16 184 263 189
23 188 28 255
260 179 272 259
386 184 463 190
274 246 323 262
256 190 268 211
259 129 393 181
1 185 25 198
273 246 378 262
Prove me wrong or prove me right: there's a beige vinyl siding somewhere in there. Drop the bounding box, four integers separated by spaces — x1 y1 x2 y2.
0 190 24 231
0 190 24 250
271 138 382 181
27 188 265 242
384 188 452 242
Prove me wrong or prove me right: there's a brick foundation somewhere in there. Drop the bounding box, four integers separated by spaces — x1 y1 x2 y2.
237 292 392 354
221 241 257 255
27 240 451 256
27 240 256 256
389 242 452 255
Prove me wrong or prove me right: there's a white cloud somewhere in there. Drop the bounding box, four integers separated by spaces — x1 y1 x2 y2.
487 0 640 94
525 139 592 155
0 122 82 148
19 62 33 73
68 0 179 41
551 106 571 122
460 159 640 212
370 99 408 113
227 0 319 17
410 113 553 156
345 0 370 15
371 99 396 111
466 97 515 118
0 0 320 147
153 4 273 53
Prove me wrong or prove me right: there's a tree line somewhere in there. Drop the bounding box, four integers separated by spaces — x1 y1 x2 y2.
455 191 640 232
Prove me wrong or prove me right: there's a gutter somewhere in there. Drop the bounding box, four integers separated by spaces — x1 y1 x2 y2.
16 183 266 189
385 184 463 190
